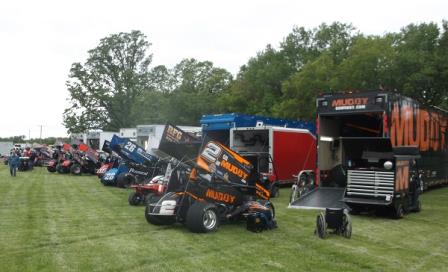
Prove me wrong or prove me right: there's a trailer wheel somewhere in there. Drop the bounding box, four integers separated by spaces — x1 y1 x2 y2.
315 212 327 239
145 202 176 225
128 192 143 206
186 202 219 233
70 164 82 175
289 185 299 204
394 203 404 219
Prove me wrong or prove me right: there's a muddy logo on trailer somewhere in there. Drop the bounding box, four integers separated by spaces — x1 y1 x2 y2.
332 98 369 111
395 161 409 192
390 102 447 152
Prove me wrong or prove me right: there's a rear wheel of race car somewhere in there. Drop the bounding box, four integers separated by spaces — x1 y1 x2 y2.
70 164 82 175
186 202 219 233
116 173 135 188
145 201 176 225
128 192 143 206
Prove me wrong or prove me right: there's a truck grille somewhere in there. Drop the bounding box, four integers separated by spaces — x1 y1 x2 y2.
347 170 394 198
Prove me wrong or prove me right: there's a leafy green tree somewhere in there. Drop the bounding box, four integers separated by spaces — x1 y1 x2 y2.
161 58 233 125
392 22 448 107
63 30 152 133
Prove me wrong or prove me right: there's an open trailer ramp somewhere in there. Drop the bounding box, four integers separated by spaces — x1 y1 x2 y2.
289 187 348 210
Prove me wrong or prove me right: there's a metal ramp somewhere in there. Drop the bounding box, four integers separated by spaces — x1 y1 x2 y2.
288 187 348 210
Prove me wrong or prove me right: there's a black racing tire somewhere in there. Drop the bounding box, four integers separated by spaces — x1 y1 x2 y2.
128 192 143 206
316 213 327 239
145 201 176 225
70 164 82 175
393 203 404 219
47 166 56 173
186 202 219 233
116 173 135 188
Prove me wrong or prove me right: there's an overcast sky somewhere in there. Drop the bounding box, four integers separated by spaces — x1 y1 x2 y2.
0 0 446 139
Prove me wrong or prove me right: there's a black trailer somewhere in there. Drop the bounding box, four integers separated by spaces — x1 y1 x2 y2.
291 90 447 217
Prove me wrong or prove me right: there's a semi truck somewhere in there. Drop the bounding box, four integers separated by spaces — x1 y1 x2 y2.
311 90 447 217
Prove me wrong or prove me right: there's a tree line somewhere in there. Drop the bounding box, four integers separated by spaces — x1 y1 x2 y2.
63 21 448 133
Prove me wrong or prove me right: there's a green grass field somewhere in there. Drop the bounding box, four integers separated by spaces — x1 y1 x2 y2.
0 165 447 272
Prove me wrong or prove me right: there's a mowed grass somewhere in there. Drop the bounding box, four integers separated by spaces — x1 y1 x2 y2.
0 165 447 272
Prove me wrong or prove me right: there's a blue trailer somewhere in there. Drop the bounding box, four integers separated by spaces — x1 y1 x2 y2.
200 113 315 144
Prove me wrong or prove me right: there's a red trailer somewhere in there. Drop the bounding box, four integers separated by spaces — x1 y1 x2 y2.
229 126 316 195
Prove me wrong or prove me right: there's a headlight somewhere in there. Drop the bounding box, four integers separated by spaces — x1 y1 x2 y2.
384 161 393 170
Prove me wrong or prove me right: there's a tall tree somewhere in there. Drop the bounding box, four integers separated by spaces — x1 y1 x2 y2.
63 30 152 133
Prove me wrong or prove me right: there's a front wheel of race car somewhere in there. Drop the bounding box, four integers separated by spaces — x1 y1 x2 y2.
128 192 143 206
145 201 176 225
186 202 220 233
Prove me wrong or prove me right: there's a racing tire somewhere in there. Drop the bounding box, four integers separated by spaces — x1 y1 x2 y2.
186 202 220 233
315 212 327 239
70 164 82 175
128 192 143 206
393 203 404 219
145 201 176 225
47 166 56 173
116 173 135 188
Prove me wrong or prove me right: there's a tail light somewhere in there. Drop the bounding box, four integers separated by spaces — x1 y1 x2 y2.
383 112 389 136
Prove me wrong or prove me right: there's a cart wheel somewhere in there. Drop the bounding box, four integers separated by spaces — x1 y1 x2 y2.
186 202 219 233
394 203 404 219
128 192 142 206
342 210 352 239
316 212 327 239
